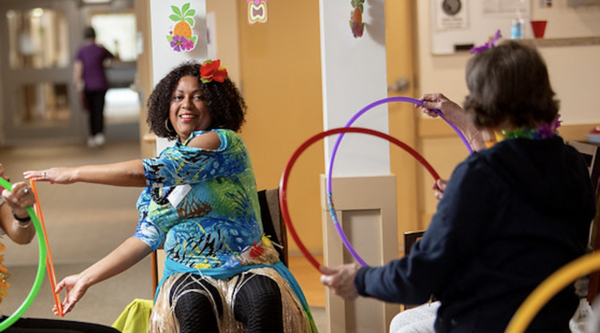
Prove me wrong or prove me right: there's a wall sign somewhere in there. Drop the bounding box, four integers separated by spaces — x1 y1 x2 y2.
435 0 468 31
167 3 198 52
247 0 268 25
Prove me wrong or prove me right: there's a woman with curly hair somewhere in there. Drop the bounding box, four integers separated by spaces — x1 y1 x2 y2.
24 60 317 333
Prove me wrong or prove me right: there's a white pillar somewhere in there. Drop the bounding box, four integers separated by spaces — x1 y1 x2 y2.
320 0 390 175
149 0 207 152
319 1 398 332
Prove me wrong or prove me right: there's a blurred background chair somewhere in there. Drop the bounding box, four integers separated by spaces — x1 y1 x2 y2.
568 141 600 304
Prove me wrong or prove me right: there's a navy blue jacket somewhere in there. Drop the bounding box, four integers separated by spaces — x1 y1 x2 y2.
355 136 596 332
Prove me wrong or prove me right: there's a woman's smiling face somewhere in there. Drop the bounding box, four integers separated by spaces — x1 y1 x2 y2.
169 75 212 142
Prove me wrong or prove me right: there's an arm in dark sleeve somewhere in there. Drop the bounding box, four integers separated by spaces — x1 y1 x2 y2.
354 158 494 304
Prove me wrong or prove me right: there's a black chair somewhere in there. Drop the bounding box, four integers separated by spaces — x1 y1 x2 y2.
404 230 425 256
257 188 288 266
568 141 600 303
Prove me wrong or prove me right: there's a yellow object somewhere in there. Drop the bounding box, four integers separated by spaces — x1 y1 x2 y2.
0 241 10 304
112 298 153 333
262 234 272 247
506 251 600 333
173 21 192 39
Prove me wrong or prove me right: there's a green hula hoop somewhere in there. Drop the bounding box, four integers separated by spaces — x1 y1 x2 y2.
0 177 47 331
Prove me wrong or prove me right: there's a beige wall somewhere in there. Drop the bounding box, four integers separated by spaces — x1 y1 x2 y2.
234 1 420 255
416 1 600 124
237 1 324 254
206 0 240 84
415 0 600 226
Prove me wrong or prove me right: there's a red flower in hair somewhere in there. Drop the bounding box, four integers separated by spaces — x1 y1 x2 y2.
200 59 228 83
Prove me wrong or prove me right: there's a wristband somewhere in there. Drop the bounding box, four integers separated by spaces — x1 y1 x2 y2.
12 211 31 223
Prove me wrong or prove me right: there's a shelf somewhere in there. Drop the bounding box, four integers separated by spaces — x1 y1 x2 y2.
524 36 600 47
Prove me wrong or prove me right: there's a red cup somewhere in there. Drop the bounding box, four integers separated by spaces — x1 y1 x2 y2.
531 20 547 39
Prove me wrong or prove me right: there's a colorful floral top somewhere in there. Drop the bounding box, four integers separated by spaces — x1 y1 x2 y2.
134 129 263 269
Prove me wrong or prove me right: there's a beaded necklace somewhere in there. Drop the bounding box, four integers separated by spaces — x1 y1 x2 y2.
485 116 561 148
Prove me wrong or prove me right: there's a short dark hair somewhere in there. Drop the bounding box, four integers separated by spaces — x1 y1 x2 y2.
146 61 247 140
84 27 96 39
463 40 559 130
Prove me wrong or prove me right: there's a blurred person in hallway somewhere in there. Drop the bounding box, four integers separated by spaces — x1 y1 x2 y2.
0 164 119 332
74 26 118 148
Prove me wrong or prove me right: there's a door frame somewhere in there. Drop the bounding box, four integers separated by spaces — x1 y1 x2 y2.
0 0 84 146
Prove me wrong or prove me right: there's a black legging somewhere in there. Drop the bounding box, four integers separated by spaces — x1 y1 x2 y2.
171 273 284 333
84 89 107 136
0 316 120 333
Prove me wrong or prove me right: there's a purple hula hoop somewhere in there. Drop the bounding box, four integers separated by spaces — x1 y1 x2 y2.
326 96 472 266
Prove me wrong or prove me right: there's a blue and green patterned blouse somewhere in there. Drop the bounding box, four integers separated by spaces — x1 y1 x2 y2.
134 129 262 269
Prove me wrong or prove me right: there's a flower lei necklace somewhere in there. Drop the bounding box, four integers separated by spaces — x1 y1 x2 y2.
0 241 9 304
0 171 10 303
485 115 561 148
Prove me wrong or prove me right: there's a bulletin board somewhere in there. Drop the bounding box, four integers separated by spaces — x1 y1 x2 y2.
430 0 531 55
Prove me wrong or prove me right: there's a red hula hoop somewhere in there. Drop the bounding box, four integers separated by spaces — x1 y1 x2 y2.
279 127 441 271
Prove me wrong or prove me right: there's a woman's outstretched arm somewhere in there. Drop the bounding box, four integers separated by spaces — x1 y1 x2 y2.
54 237 153 316
24 159 146 187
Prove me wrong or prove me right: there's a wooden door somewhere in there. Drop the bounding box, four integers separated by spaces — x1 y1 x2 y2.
386 1 421 246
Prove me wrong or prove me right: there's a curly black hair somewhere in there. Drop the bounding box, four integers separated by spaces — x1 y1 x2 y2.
463 40 559 130
146 61 247 140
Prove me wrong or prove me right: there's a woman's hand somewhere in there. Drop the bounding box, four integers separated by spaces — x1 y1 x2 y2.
417 93 467 126
320 263 361 301
1 182 36 212
417 93 485 151
23 168 77 185
54 274 89 316
50 237 152 316
0 181 36 244
432 179 449 200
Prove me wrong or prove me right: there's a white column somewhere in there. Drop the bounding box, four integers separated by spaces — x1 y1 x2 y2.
319 1 398 332
149 0 207 152
320 0 390 175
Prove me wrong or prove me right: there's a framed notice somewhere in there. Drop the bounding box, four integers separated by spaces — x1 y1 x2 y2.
430 0 531 55
434 0 469 31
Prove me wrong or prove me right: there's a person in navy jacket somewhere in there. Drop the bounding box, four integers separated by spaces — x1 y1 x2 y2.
320 40 596 333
